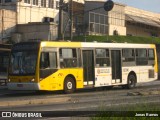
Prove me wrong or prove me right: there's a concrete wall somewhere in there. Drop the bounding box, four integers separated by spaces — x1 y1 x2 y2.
108 3 126 35
126 23 159 37
14 23 58 42
109 25 126 36
0 9 16 43
125 6 160 37
17 2 59 24
1 0 59 42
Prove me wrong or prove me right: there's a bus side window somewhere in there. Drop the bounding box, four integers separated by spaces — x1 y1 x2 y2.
95 49 110 67
59 48 77 68
148 49 155 65
148 49 154 60
122 49 135 62
136 49 148 65
40 52 49 69
40 52 57 69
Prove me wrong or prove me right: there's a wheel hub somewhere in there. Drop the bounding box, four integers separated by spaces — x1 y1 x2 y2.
67 82 72 89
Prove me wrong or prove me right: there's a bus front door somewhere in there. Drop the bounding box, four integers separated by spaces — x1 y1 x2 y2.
82 50 95 86
111 50 122 83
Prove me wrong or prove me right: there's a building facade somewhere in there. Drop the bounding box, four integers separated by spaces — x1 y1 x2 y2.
0 0 160 43
84 0 160 37
125 6 160 37
0 0 60 43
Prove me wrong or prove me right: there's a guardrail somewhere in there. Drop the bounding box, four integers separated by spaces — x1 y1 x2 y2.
0 78 7 86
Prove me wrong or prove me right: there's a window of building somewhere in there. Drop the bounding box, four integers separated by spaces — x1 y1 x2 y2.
96 49 110 67
33 0 38 5
48 0 54 8
95 24 100 33
136 49 148 65
59 48 77 68
151 32 158 37
5 0 12 2
89 12 108 35
41 0 46 7
90 13 95 22
24 0 30 4
122 49 135 62
56 0 59 9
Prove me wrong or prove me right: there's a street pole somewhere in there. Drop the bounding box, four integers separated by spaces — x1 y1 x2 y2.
2 9 4 43
58 0 63 40
70 0 73 40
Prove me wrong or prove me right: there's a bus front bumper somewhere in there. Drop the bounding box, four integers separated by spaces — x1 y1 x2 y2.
7 83 40 90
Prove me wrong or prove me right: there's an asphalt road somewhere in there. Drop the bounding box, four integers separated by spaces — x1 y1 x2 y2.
0 80 159 109
0 81 160 119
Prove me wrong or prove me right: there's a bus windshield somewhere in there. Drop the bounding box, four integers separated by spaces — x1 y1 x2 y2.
9 51 37 75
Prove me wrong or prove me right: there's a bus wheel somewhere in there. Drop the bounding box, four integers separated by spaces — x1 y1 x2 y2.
127 74 136 89
64 77 75 94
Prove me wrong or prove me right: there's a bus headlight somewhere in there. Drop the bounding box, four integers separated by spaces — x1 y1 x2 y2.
8 79 10 82
30 78 35 82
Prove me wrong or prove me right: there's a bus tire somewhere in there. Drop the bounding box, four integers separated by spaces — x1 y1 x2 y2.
121 85 127 89
64 76 75 94
127 74 136 89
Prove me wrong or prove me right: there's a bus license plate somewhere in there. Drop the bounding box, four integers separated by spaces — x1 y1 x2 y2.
17 84 23 87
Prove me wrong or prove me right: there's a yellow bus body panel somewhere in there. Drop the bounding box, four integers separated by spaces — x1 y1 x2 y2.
39 68 83 91
8 76 36 83
150 44 158 73
41 42 82 48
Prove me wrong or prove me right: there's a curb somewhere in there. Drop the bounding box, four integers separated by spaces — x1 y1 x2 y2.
0 97 70 107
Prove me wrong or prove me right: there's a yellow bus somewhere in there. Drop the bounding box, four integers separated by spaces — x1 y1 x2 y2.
7 41 158 93
0 44 11 74
0 44 11 86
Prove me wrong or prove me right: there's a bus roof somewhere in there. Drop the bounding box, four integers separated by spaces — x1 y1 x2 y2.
40 41 155 49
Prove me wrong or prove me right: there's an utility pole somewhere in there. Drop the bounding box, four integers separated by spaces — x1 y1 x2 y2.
70 0 73 40
1 9 4 43
58 0 64 40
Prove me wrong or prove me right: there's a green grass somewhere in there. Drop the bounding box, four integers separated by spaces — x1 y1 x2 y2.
91 102 160 120
66 35 160 44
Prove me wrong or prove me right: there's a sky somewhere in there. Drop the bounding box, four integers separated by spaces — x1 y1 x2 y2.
112 0 160 13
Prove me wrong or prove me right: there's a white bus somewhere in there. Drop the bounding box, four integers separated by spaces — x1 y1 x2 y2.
8 41 158 93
